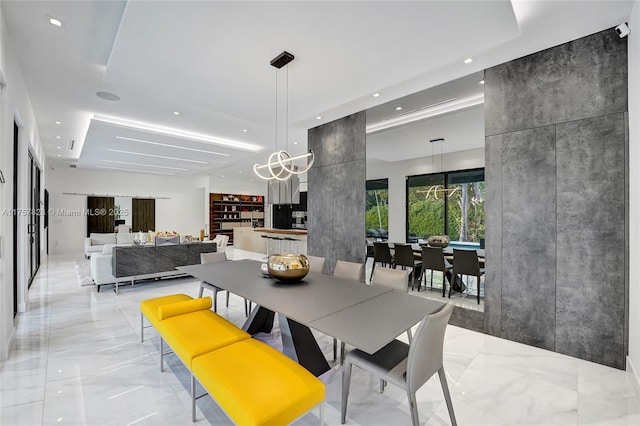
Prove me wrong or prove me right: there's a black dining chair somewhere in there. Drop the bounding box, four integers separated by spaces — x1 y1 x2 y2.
369 242 394 282
393 244 422 288
419 246 453 296
450 249 484 304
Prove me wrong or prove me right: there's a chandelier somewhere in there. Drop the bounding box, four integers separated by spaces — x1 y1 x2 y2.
253 51 314 181
417 138 459 199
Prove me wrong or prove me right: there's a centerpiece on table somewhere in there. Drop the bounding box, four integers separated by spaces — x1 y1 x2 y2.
267 253 310 283
427 235 450 248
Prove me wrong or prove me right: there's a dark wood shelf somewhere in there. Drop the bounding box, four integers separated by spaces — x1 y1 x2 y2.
210 193 265 245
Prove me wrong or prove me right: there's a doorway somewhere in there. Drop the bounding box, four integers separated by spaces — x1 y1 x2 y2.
12 122 18 318
28 152 41 288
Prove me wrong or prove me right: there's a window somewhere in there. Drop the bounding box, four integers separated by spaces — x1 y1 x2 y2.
365 179 388 240
406 169 485 244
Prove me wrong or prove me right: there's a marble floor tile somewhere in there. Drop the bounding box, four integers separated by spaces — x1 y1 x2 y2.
1 250 639 426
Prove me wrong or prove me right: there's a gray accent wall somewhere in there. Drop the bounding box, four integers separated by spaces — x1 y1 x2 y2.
307 112 366 275
484 29 628 369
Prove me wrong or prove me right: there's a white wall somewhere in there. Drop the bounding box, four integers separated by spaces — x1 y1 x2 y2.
46 166 205 254
366 147 485 243
0 4 46 360
627 0 640 390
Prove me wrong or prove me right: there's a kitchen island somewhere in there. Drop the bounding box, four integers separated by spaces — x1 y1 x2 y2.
233 227 307 254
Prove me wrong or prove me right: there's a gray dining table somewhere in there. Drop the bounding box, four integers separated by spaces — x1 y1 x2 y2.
178 259 444 376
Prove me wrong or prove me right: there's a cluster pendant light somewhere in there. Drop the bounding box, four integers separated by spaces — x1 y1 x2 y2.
253 51 314 182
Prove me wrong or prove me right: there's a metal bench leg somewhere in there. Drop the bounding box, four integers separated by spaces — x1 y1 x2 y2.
191 374 197 422
160 338 164 372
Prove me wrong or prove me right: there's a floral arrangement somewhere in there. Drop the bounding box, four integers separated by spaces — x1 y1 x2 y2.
155 231 179 237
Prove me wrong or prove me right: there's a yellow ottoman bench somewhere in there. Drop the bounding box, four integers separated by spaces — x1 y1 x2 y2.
139 293 193 342
192 338 326 425
154 298 250 372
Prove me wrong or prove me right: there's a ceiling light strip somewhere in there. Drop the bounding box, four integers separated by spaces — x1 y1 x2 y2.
366 94 484 134
383 98 458 121
99 159 189 171
93 114 260 152
95 166 176 175
62 192 172 200
115 136 230 156
106 149 208 164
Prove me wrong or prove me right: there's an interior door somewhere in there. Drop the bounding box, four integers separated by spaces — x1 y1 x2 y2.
87 196 115 235
132 198 155 232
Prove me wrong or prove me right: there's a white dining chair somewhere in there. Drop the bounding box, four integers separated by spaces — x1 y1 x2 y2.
307 255 326 274
342 303 456 426
371 267 413 342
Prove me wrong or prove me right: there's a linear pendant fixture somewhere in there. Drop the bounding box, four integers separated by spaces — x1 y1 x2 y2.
416 138 460 199
253 51 314 181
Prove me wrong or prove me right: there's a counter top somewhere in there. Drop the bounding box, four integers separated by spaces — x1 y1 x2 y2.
253 228 308 236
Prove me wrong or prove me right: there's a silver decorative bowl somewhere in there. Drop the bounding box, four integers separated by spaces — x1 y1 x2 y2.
267 253 310 283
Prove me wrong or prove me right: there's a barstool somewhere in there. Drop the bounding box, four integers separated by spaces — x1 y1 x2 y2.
261 235 283 256
283 237 299 253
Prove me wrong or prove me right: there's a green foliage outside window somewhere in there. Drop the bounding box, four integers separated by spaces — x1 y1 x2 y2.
365 188 388 235
407 171 485 243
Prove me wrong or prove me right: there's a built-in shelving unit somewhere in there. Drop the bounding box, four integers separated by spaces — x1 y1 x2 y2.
209 193 264 245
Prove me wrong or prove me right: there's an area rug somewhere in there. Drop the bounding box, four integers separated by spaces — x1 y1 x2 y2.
74 259 95 287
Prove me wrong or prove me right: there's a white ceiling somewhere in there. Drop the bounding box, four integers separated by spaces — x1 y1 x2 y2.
2 1 634 178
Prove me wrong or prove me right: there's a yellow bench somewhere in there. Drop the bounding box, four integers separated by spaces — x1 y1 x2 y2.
139 293 192 342
193 338 326 425
140 294 326 424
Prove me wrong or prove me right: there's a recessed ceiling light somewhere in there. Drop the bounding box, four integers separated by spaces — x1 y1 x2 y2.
49 17 62 27
316 116 322 120
94 114 260 152
106 148 208 164
96 91 120 101
293 142 298 145
464 58 473 64
395 107 403 111
373 93 380 98
115 136 230 156
56 135 61 139
173 111 180 116
238 170 242 174
242 129 249 133
221 175 225 178
99 160 188 171
56 146 61 149
56 154 61 157
55 121 62 125
478 80 485 85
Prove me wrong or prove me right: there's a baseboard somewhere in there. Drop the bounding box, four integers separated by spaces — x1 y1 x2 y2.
628 355 640 398
1 326 16 361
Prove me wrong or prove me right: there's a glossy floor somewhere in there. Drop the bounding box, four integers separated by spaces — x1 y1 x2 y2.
1 250 639 425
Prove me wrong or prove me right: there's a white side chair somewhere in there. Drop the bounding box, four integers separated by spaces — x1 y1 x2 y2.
371 267 413 342
212 234 229 251
333 260 365 283
341 303 456 426
332 260 365 362
307 255 326 274
199 252 230 312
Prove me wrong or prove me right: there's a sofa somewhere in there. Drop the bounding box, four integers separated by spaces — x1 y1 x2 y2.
84 232 136 258
90 242 218 292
